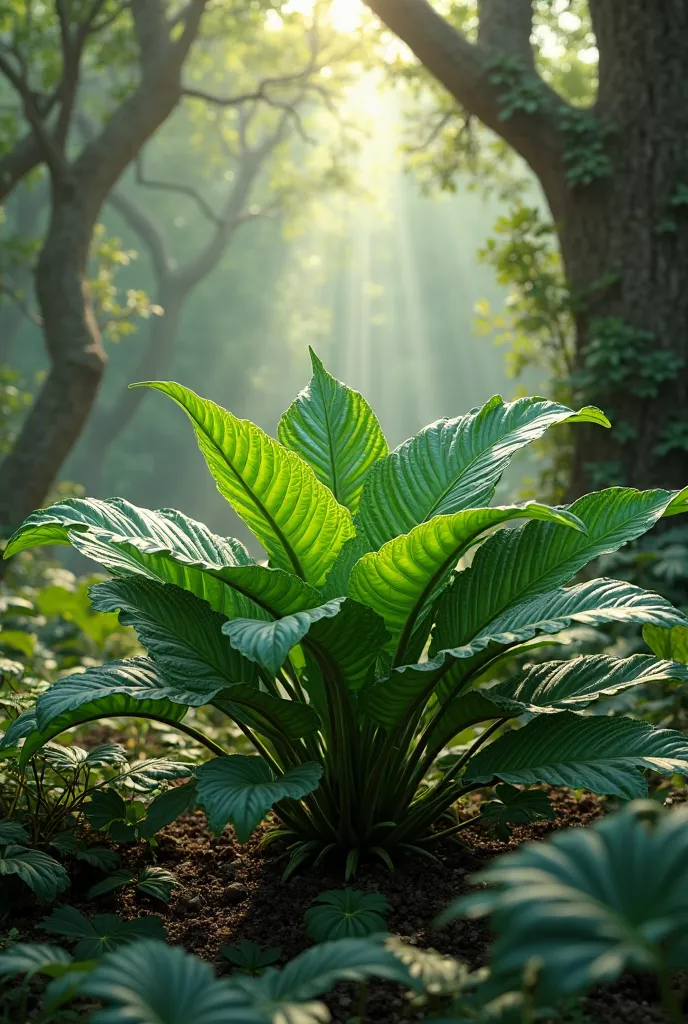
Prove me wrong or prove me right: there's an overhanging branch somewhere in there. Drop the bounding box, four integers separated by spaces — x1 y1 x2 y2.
364 0 571 206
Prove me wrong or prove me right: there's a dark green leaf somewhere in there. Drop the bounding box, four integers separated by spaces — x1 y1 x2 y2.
480 784 555 840
0 845 70 901
90 577 258 694
196 755 322 841
441 802 688 999
464 712 688 798
85 939 261 1024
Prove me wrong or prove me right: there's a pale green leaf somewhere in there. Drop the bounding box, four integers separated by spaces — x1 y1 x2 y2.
135 381 354 585
348 503 585 650
643 623 688 664
278 348 388 512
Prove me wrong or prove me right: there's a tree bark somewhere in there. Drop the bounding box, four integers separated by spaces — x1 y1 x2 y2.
563 0 688 493
365 0 688 495
0 0 208 540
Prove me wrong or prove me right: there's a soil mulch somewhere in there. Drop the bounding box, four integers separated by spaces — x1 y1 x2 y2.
5 788 682 1023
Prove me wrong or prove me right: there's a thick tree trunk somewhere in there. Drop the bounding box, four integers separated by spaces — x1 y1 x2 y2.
365 0 688 497
561 0 688 494
0 180 47 364
0 186 107 533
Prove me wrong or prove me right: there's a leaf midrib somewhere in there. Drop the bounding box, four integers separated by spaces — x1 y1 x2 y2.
180 397 308 581
459 500 673 651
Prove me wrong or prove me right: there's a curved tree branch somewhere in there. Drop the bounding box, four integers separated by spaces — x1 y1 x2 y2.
364 0 571 211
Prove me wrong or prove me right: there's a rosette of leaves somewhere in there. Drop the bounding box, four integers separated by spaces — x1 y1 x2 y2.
4 349 688 876
304 889 390 942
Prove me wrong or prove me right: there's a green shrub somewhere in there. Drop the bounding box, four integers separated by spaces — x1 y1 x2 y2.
441 800 688 1023
3 351 688 875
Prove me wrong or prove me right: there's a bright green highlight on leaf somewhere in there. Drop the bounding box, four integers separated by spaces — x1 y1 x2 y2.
3 360 688 868
132 380 354 585
279 347 388 512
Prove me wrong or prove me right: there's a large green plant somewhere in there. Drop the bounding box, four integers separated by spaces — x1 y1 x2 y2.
4 351 688 875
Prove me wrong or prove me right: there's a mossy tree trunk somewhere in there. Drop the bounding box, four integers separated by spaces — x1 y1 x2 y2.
366 0 688 495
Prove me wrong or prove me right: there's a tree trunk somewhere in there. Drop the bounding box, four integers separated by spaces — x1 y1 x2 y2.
82 287 183 494
0 179 47 364
0 185 107 534
365 0 688 496
561 0 688 494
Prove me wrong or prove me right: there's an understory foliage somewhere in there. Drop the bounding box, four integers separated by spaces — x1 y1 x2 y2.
5 803 688 1023
4 351 688 877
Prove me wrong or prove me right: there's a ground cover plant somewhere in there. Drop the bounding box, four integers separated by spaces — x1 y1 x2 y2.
3 351 688 879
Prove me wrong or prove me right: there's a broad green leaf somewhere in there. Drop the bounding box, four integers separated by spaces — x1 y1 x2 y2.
90 577 258 693
480 784 555 841
42 742 128 773
85 789 128 831
222 599 343 677
135 381 355 585
196 755 322 841
19 659 189 767
3 498 264 622
4 497 251 567
0 844 70 900
136 866 179 902
229 937 410 1017
0 708 37 751
213 684 321 740
124 759 194 792
348 504 586 649
434 488 688 653
464 712 688 798
356 395 609 549
39 906 166 960
278 348 388 512
443 802 688 999
139 781 198 839
643 623 688 663
0 943 72 979
488 654 688 712
0 629 35 656
0 818 30 844
304 890 390 942
359 578 687 727
85 940 261 1024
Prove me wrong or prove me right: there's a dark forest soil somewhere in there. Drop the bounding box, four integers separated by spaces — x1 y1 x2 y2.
7 788 683 1023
